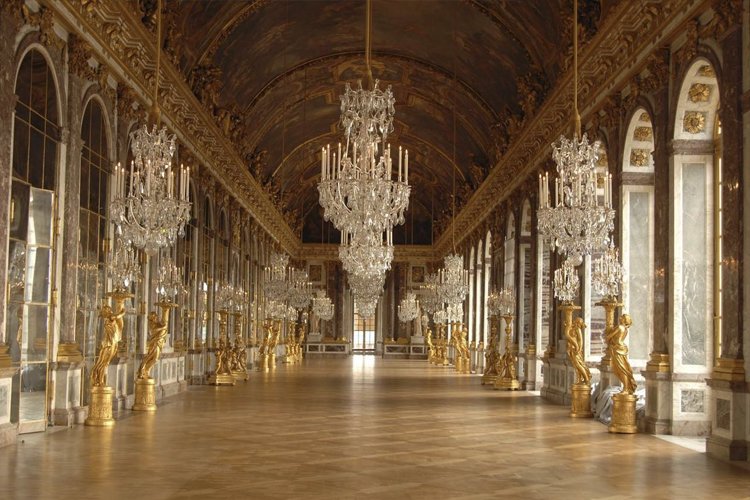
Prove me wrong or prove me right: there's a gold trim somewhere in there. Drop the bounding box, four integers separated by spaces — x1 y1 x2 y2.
711 358 745 382
645 352 670 373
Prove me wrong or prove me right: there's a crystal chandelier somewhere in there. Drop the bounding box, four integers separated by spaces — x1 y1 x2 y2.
215 282 236 311
154 252 186 301
554 258 580 303
433 308 448 325
232 286 249 313
446 303 463 324
437 254 469 306
349 271 385 316
420 272 444 317
536 0 614 267
110 0 191 256
108 236 141 292
263 252 290 302
397 292 420 322
339 228 393 278
488 288 516 317
288 268 313 311
265 300 287 320
592 245 624 299
312 290 334 321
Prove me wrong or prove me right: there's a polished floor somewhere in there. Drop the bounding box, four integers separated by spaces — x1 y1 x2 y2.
2 357 749 500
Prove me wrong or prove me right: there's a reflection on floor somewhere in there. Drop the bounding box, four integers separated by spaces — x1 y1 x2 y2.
2 357 750 499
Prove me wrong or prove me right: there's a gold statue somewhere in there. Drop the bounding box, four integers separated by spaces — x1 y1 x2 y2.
606 314 637 394
215 336 231 374
425 326 434 363
483 320 500 382
137 308 169 380
91 302 125 387
566 316 591 385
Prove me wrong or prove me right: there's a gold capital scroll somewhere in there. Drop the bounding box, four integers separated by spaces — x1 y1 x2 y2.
137 302 176 380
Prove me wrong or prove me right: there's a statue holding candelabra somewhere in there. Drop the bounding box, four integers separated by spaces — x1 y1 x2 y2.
489 288 519 390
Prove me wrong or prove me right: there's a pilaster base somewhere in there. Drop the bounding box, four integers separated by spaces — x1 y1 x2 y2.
706 377 749 461
571 383 593 418
609 393 638 433
641 363 673 435
494 376 520 390
85 386 115 427
0 423 17 448
133 378 157 411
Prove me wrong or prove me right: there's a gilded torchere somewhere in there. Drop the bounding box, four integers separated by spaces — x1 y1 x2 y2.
494 314 520 390
454 324 470 374
561 303 592 418
482 317 501 385
425 326 435 364
208 309 235 385
230 311 249 381
606 314 638 433
133 301 176 411
86 290 131 427
257 319 273 372
433 322 448 366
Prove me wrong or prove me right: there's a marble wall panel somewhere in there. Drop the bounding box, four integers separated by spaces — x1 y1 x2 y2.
625 189 654 360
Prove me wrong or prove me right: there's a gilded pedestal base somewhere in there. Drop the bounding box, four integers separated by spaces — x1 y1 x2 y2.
232 370 249 382
494 376 520 390
132 378 157 411
56 342 83 363
208 372 236 386
570 383 593 418
481 374 498 386
85 386 115 427
268 353 276 371
609 392 637 434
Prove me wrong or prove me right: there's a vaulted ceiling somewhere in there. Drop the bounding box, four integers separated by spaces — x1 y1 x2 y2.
167 0 573 244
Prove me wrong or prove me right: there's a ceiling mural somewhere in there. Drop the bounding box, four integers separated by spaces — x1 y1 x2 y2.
158 0 607 243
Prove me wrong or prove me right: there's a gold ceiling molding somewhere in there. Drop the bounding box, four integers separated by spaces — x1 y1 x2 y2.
300 244 436 264
48 0 299 255
434 0 713 257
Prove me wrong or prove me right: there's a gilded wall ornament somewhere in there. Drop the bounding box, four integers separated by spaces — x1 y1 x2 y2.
633 126 653 142
697 65 715 77
639 112 651 123
629 149 650 167
688 83 711 103
683 111 706 134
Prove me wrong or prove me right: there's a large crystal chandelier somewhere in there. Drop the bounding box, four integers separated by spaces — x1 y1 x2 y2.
263 252 289 302
265 300 287 320
288 268 313 311
312 290 334 321
110 0 190 256
339 228 393 278
536 0 614 267
397 292 420 323
215 282 236 311
592 245 624 299
349 272 385 317
420 272 444 317
437 254 469 306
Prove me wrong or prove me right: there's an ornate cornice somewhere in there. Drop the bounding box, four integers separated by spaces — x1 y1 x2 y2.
434 0 712 257
299 244 436 264
46 0 299 254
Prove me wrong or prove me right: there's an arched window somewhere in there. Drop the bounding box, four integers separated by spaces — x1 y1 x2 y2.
8 48 60 427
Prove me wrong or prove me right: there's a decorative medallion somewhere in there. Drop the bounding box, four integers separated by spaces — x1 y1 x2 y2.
688 83 711 103
630 149 650 167
638 112 651 123
683 111 706 134
697 65 715 77
633 126 653 142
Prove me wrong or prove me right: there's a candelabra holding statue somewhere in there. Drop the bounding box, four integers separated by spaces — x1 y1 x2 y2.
208 283 238 386
489 288 519 390
86 239 139 427
482 294 502 385
593 247 637 433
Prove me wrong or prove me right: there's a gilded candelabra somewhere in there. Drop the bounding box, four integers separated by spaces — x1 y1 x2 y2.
433 322 448 366
230 311 249 381
450 323 469 374
208 309 235 385
494 314 520 390
257 319 273 372
482 317 501 385
133 300 176 411
268 320 281 370
560 303 592 417
606 313 637 433
86 290 131 427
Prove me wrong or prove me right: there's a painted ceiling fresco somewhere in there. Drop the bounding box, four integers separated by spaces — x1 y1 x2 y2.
167 0 590 243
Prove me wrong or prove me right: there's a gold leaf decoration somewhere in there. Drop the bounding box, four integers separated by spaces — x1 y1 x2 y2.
633 126 653 141
683 111 706 134
688 83 711 103
630 149 650 167
697 65 716 77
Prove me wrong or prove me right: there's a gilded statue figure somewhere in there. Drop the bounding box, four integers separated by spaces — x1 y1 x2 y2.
496 344 517 380
566 316 591 385
606 314 637 395
137 308 169 380
91 302 126 387
235 338 248 371
483 323 500 376
425 326 434 361
215 337 230 374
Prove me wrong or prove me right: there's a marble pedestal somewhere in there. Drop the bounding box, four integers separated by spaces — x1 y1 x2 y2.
52 362 84 426
706 378 748 461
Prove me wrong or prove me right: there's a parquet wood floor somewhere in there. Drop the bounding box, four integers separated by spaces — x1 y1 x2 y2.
1 356 749 499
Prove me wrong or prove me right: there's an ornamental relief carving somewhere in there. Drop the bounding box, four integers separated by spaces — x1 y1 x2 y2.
688 83 711 102
633 126 653 142
629 149 651 167
683 111 707 134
